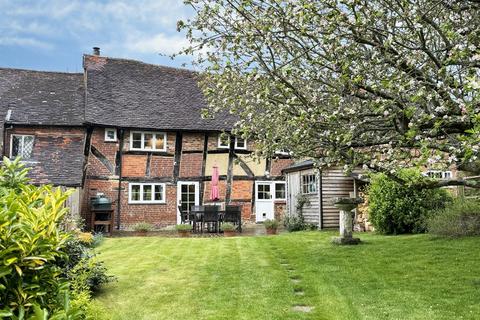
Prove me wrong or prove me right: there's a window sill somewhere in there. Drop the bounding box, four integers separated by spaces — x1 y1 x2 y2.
128 201 166 205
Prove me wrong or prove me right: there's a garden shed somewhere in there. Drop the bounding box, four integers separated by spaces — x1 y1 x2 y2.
283 160 365 229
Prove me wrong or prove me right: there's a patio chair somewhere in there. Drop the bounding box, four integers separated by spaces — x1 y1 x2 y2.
224 205 242 232
178 205 188 224
202 205 220 233
190 205 205 233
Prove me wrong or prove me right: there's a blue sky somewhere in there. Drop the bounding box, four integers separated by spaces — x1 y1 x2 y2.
0 0 194 72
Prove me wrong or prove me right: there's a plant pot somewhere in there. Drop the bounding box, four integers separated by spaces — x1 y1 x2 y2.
178 230 190 238
224 230 236 237
136 230 148 237
266 228 277 235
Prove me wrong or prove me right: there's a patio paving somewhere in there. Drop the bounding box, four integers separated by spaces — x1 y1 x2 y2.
112 223 285 237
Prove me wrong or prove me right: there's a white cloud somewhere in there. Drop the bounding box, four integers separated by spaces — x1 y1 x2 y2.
0 0 194 61
125 33 190 55
0 36 53 50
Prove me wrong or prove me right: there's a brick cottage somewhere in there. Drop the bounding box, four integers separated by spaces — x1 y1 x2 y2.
0 49 294 230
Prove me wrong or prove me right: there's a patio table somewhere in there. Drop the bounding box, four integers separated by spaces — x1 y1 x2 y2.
190 208 225 233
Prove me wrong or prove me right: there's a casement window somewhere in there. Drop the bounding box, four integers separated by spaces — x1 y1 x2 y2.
218 134 230 149
275 182 286 200
425 170 452 180
235 137 247 150
10 134 34 160
129 183 166 204
130 131 166 152
104 128 117 142
301 174 317 194
218 134 247 150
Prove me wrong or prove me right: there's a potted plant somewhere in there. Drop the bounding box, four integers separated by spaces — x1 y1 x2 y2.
264 219 279 235
175 224 193 237
132 222 153 236
222 223 236 237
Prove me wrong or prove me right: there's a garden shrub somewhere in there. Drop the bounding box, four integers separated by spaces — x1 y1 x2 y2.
0 158 78 317
283 215 316 232
367 169 451 234
284 194 316 232
264 219 279 229
57 237 116 294
0 158 114 318
427 199 480 237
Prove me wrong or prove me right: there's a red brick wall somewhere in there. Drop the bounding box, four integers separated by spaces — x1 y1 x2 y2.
119 181 177 229
91 128 118 162
122 154 148 177
274 201 286 221
87 153 112 177
270 158 294 176
86 128 117 176
182 132 204 151
150 156 174 177
207 133 220 150
231 180 253 200
179 153 203 177
82 178 178 230
203 180 227 202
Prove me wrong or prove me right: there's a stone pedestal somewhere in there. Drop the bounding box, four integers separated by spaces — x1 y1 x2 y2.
332 197 363 245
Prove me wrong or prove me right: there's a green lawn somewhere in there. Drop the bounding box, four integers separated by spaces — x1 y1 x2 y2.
93 232 480 320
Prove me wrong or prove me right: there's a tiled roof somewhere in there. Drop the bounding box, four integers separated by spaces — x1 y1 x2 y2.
83 55 237 131
0 68 84 126
26 132 85 187
282 160 315 173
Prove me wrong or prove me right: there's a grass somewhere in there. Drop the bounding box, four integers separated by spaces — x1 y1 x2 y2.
94 232 480 320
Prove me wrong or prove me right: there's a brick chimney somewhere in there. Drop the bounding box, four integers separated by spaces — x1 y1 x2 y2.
93 47 100 56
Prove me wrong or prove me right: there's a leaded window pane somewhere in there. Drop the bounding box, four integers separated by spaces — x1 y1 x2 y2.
11 135 34 159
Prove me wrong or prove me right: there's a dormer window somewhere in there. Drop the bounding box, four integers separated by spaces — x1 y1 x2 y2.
105 128 117 142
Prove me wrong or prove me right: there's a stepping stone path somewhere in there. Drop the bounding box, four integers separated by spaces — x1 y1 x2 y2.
293 288 305 296
269 243 315 314
292 305 314 313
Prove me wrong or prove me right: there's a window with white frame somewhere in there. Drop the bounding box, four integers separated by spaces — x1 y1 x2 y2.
301 174 317 194
257 183 272 200
129 183 166 204
275 149 291 156
275 182 286 199
235 137 247 150
218 134 230 148
424 170 453 180
104 128 117 141
10 135 34 160
218 134 247 150
130 131 166 151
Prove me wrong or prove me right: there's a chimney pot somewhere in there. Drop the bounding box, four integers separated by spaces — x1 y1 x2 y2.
93 47 100 55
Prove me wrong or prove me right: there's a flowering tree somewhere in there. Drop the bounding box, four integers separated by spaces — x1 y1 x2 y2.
178 0 480 187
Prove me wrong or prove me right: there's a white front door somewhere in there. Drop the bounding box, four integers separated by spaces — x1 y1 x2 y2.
177 181 200 224
255 181 275 222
